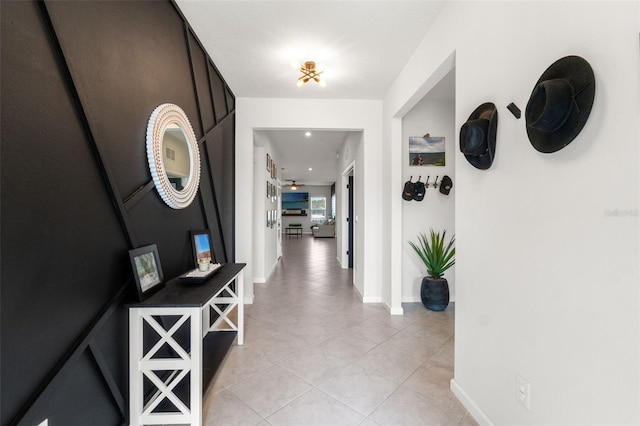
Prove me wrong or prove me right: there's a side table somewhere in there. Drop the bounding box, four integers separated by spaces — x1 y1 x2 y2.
128 263 245 426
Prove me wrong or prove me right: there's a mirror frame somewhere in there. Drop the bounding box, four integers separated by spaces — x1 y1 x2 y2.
146 103 201 209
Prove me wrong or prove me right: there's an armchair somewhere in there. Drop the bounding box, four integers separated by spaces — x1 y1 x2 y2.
312 219 335 238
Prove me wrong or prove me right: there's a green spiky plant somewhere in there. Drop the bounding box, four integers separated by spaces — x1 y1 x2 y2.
408 229 455 279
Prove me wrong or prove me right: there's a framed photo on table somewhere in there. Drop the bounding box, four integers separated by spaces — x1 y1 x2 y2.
128 244 164 301
190 229 213 268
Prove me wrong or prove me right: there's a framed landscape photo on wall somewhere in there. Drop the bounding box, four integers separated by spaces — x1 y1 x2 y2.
128 244 164 301
409 136 445 166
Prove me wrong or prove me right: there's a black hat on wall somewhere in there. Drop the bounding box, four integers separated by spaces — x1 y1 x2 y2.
402 179 415 201
439 175 453 195
525 55 595 153
460 102 498 170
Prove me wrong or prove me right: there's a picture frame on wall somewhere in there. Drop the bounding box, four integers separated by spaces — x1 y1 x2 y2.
128 244 164 301
409 136 446 166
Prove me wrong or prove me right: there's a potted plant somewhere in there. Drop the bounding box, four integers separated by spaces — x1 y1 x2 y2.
408 229 455 311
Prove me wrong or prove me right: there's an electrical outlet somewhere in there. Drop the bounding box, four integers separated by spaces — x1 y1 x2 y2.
516 374 530 410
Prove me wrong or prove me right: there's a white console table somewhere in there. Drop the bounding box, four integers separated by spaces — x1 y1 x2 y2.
128 263 245 426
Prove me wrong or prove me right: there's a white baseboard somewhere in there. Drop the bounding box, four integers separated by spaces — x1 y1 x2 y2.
362 296 382 303
254 277 266 284
450 379 494 426
389 306 404 315
244 294 254 305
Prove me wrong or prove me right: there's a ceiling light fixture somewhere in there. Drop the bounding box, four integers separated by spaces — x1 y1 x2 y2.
287 180 305 191
305 131 311 137
296 61 326 87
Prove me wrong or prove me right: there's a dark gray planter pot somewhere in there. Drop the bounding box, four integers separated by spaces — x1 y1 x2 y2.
420 277 450 311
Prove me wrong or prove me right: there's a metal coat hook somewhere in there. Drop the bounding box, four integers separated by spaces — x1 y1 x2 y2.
433 176 439 188
417 176 422 182
425 176 430 187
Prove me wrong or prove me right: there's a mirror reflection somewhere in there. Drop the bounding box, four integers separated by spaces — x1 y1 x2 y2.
162 123 191 191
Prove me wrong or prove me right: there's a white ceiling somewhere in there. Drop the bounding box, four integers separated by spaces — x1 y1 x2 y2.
256 129 357 185
175 1 451 185
175 0 446 100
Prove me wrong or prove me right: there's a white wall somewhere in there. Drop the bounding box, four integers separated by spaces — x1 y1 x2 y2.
402 96 456 302
252 134 280 284
236 98 383 305
252 144 266 284
384 1 639 424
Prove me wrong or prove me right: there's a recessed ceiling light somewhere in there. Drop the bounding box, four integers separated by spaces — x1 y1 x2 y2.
305 132 311 137
308 168 313 171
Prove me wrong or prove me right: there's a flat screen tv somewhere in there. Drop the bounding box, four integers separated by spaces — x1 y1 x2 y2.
282 192 309 210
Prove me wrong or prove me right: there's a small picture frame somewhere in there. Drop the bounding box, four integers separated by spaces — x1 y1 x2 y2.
409 136 446 166
128 244 164 301
190 229 214 269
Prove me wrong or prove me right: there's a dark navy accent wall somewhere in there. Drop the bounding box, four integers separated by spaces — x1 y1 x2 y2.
0 1 235 424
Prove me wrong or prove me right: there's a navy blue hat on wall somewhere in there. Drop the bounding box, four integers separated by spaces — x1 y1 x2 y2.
525 55 595 153
460 102 498 170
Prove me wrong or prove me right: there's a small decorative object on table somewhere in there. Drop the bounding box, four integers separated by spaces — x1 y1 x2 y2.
408 229 455 311
180 229 222 283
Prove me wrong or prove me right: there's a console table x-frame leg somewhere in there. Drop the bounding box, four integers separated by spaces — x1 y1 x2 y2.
129 307 202 426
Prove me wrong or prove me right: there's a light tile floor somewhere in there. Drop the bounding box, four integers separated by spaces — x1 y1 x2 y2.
203 235 477 426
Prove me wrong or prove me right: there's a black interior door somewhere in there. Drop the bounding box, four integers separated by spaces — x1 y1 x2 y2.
348 175 354 268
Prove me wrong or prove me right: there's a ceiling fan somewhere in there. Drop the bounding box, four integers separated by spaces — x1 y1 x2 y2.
285 180 305 191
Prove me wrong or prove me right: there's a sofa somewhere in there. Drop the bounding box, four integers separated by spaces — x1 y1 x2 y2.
312 219 335 238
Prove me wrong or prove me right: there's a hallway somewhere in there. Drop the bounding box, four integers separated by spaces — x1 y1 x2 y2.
203 235 476 425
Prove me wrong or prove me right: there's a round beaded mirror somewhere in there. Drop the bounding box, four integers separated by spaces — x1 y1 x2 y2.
146 103 200 209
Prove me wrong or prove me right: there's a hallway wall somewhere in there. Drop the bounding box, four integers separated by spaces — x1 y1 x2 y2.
402 95 456 302
384 1 640 424
1 1 235 423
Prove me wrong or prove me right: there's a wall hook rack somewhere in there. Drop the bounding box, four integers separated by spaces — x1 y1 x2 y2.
433 176 439 188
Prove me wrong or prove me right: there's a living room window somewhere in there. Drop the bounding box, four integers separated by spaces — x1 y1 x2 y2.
310 196 327 223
